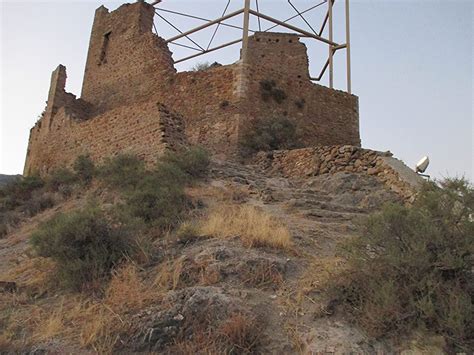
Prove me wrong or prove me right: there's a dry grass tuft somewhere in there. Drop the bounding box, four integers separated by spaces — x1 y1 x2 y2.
280 257 346 320
154 258 185 291
76 302 121 353
1 261 164 353
240 260 283 289
0 256 56 295
105 263 160 313
171 330 221 355
217 313 260 353
32 304 66 342
154 256 220 291
199 205 292 250
169 312 260 354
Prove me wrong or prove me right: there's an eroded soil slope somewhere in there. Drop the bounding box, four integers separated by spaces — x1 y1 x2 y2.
1 160 428 354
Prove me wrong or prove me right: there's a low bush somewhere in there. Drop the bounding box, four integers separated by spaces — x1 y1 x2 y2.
332 178 473 350
30 207 134 291
22 193 55 217
0 175 44 210
191 61 211 71
46 168 77 191
159 147 210 181
116 148 209 229
240 116 301 155
191 61 221 72
125 175 188 229
99 153 145 190
73 154 95 185
0 211 21 238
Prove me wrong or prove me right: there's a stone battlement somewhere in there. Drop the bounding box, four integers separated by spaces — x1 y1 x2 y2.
24 1 360 175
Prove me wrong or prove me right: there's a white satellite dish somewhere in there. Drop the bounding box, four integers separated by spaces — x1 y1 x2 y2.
415 156 430 174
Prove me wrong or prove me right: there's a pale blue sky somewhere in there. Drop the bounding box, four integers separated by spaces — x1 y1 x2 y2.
1 0 472 179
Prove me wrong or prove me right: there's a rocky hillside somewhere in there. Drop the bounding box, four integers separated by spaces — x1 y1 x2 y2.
0 151 471 354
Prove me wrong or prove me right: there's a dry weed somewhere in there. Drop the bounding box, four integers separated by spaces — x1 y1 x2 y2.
240 260 283 289
169 313 260 354
1 262 164 353
154 256 220 290
281 257 346 318
154 258 184 291
105 263 160 313
77 302 121 353
0 256 56 295
32 303 66 342
217 313 260 353
200 204 292 250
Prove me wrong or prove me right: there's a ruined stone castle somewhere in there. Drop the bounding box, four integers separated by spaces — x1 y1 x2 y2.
24 1 360 175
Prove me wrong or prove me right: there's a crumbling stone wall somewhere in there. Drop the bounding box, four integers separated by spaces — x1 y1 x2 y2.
24 99 186 175
254 146 422 201
81 3 176 114
24 1 360 175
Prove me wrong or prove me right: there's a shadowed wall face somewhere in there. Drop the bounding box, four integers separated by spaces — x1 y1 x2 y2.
24 1 360 175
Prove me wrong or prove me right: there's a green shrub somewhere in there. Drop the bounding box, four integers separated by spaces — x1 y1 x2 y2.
191 62 211 71
125 175 188 229
191 61 222 71
0 211 21 238
240 116 301 155
102 149 209 229
0 175 44 211
30 207 134 291
22 193 55 217
99 153 146 190
159 147 210 181
73 154 95 184
46 167 77 191
332 178 473 350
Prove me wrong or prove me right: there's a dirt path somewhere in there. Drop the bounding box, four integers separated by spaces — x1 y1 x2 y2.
207 160 400 353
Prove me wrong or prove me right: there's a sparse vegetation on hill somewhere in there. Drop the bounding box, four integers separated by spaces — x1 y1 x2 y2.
0 174 20 188
0 155 99 238
0 175 48 237
3 144 470 354
330 178 473 351
30 207 135 291
73 154 95 185
99 153 146 190
26 147 210 290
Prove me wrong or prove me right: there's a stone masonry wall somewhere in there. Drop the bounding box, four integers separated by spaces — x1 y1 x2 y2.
24 100 186 175
80 2 176 113
24 1 361 175
240 32 360 147
254 146 421 201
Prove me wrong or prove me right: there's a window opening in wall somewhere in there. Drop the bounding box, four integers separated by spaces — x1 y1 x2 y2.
99 31 111 65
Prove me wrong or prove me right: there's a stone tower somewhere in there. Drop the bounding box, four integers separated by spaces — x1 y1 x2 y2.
24 1 360 175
